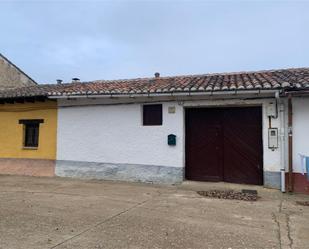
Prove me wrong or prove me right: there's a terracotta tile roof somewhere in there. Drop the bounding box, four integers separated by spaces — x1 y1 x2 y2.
1 67 309 99
0 85 50 99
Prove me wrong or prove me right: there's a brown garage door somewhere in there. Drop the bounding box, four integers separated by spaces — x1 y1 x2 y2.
185 107 263 185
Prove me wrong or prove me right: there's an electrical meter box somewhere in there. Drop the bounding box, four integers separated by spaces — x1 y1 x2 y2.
268 128 278 149
266 101 278 118
167 134 176 146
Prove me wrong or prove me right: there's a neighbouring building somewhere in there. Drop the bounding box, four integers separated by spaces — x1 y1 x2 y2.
0 53 36 90
0 98 57 176
0 68 309 194
0 54 56 176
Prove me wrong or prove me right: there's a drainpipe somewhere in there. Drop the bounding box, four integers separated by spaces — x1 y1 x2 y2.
276 91 286 192
279 102 286 192
287 94 293 192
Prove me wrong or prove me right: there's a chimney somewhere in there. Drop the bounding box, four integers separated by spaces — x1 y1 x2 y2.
56 79 63 85
72 78 80 83
154 72 160 78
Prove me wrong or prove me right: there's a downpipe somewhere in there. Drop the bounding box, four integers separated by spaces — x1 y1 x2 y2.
287 94 294 192
279 103 286 193
276 91 286 192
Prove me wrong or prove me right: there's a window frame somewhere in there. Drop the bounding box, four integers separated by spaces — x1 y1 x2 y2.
142 104 163 126
19 119 44 149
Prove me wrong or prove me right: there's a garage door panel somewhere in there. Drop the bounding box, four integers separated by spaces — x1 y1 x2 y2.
224 139 263 184
185 109 223 181
223 107 263 185
224 127 261 163
186 107 263 185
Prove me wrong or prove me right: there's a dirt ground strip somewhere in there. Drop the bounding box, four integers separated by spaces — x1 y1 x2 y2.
0 175 308 249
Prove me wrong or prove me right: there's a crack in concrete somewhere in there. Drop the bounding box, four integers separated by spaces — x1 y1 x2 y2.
272 212 282 249
285 213 294 249
274 198 295 249
49 190 161 249
279 199 283 213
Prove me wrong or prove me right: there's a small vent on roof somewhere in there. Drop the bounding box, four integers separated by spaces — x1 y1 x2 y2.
154 72 160 78
56 79 63 84
72 78 80 83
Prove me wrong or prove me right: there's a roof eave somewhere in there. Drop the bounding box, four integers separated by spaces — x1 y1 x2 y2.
47 89 280 99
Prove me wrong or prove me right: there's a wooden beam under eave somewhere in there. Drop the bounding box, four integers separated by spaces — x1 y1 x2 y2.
35 96 46 102
0 96 48 104
15 98 25 103
6 99 15 104
25 97 35 103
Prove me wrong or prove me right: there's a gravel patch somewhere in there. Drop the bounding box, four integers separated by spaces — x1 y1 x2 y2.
197 189 259 201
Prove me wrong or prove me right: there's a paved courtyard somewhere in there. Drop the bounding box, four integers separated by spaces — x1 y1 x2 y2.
0 175 308 249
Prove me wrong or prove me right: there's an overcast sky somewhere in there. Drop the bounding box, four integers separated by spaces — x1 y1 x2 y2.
0 0 308 83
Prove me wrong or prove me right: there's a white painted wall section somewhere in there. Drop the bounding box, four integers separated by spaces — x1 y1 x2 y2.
57 102 184 167
293 97 309 173
57 97 283 174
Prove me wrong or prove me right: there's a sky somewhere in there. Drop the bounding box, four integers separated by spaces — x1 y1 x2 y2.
0 0 309 84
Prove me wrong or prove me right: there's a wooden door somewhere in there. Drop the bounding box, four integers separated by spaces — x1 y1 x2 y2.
185 107 263 185
223 107 263 185
185 108 223 181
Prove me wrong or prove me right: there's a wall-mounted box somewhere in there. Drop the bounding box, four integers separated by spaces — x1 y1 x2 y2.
268 128 278 149
167 134 176 146
266 102 278 118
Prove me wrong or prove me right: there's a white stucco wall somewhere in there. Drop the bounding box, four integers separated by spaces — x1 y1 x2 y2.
293 97 309 173
57 96 282 173
57 101 184 167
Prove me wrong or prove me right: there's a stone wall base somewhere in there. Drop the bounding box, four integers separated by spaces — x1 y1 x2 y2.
0 158 55 177
264 171 281 189
55 160 184 184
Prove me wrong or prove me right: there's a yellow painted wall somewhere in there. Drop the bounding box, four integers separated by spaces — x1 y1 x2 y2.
0 101 57 160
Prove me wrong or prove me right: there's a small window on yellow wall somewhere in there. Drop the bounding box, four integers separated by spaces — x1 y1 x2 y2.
19 119 44 148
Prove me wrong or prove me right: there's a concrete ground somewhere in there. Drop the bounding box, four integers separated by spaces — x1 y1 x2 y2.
0 176 308 249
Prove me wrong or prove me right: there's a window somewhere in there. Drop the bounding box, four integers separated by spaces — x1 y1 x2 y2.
143 104 162 126
19 119 44 148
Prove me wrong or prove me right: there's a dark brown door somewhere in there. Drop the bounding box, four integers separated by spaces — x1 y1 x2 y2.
185 109 224 181
185 107 263 185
